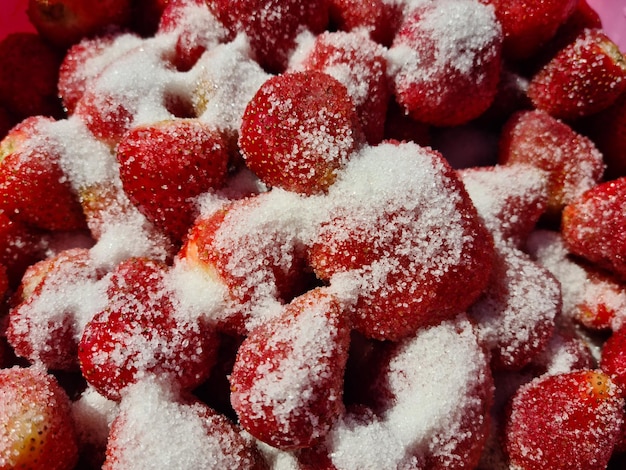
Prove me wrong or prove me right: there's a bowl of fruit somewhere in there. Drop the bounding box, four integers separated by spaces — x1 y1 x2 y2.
1 1 626 469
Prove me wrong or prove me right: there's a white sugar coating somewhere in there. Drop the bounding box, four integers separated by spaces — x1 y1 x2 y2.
328 316 491 469
460 164 549 244
468 241 560 369
527 230 626 331
106 381 257 469
387 0 500 89
71 386 119 452
192 34 271 133
254 439 300 469
237 293 344 438
158 1 228 46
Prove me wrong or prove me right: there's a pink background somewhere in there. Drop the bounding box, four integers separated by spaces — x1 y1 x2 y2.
0 0 625 49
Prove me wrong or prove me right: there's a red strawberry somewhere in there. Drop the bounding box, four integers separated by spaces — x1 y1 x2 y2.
239 70 364 195
116 118 230 241
498 109 604 218
601 327 626 396
103 381 264 469
527 28 626 120
230 287 351 449
562 177 626 281
157 0 229 72
206 0 329 73
291 30 390 145
58 32 142 115
505 369 624 470
6 248 105 371
388 0 502 127
0 32 64 120
0 116 87 231
327 0 403 46
27 0 132 48
78 257 218 400
0 366 79 470
482 0 578 60
308 141 494 341
0 210 45 288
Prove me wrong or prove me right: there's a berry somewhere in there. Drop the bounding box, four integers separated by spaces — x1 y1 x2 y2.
562 177 626 281
388 0 502 127
505 369 624 470
116 118 230 241
327 0 403 46
0 366 79 470
0 211 45 288
239 70 364 195
601 327 626 396
527 28 626 120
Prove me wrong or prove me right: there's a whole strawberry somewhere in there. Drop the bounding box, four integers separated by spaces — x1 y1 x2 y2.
0 366 79 470
116 118 230 241
0 116 87 231
528 28 626 120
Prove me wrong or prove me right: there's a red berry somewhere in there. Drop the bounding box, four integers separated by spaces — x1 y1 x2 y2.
388 0 502 126
239 70 364 195
116 118 230 241
527 28 626 120
601 327 626 396
505 369 624 470
0 366 79 470
562 177 626 281
230 288 351 449
0 211 45 287
327 0 403 46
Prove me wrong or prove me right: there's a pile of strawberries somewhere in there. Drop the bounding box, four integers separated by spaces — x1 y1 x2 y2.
1 0 626 469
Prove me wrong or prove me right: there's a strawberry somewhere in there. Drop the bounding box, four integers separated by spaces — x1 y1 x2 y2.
27 0 132 48
327 0 403 46
481 0 578 60
230 288 350 449
601 327 626 396
103 380 264 469
0 366 79 470
157 0 229 72
239 70 364 195
78 257 218 400
6 248 106 371
116 118 230 241
0 210 45 288
527 28 626 120
308 141 494 341
505 369 624 470
58 32 142 115
206 0 329 73
0 32 64 120
0 116 87 231
562 177 626 281
498 109 604 218
388 0 502 127
291 30 390 145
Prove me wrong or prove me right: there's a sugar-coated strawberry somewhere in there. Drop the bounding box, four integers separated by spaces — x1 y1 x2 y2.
157 0 229 72
0 116 87 231
388 0 502 127
180 191 310 335
481 0 578 60
0 211 45 288
309 142 494 341
581 89 626 180
239 70 364 195
498 109 604 218
291 30 390 145
103 380 264 469
7 248 106 371
0 366 79 470
78 257 218 400
206 0 329 73
27 0 132 48
562 177 626 281
116 118 230 241
327 0 403 46
601 327 626 396
505 369 624 470
527 28 626 120
0 33 64 120
58 32 142 115
230 288 350 449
